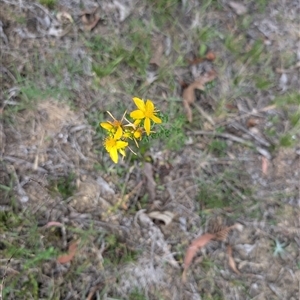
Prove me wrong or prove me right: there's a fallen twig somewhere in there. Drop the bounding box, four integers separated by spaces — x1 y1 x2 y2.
192 131 271 159
192 130 253 146
4 156 48 173
231 122 270 147
193 103 215 126
216 104 277 127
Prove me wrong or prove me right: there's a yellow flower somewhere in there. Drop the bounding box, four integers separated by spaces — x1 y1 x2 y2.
103 127 128 163
130 97 162 135
100 111 124 136
133 127 143 139
121 124 143 148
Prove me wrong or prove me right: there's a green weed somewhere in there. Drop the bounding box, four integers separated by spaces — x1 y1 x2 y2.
254 75 273 90
150 0 180 28
49 173 76 199
197 27 220 44
1 212 58 298
274 92 300 106
272 239 287 257
240 15 253 30
88 20 151 79
200 257 215 272
39 0 57 9
256 0 268 13
279 134 295 147
103 234 138 266
289 111 300 127
158 113 186 151
208 139 227 156
224 34 244 55
129 288 148 300
243 40 264 64
197 180 229 210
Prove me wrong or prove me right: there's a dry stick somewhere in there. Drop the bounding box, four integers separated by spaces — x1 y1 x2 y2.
4 156 48 173
192 130 271 159
193 103 215 126
86 283 104 300
231 122 271 147
223 179 247 201
33 131 44 170
216 104 277 127
193 130 253 146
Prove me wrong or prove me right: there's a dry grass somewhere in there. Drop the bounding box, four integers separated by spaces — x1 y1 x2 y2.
0 0 299 299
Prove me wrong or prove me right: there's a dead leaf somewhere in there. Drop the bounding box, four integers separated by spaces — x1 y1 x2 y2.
188 51 216 65
232 223 244 232
187 57 205 65
229 1 247 15
178 79 189 89
148 211 175 226
213 226 232 241
57 241 77 264
205 51 216 61
182 233 215 282
227 245 240 274
44 221 63 228
57 12 74 24
86 282 105 300
150 36 164 67
246 117 260 128
183 99 193 123
225 103 238 111
261 156 268 176
80 7 101 31
279 73 288 91
209 221 243 241
182 70 217 122
143 162 156 201
145 68 158 85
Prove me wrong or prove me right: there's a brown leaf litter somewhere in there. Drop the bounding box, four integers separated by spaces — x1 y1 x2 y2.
182 233 215 282
187 51 216 65
148 211 175 226
150 35 165 67
227 245 240 275
182 223 243 282
80 6 102 31
182 69 217 122
57 241 78 264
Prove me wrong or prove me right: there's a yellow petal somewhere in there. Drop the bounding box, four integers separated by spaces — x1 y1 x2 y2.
130 110 145 119
123 131 131 139
100 122 113 130
114 126 123 140
104 137 115 151
119 148 126 158
116 141 128 149
134 130 142 139
109 148 118 163
144 117 151 135
150 115 162 124
132 97 145 111
133 119 142 128
145 100 154 112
